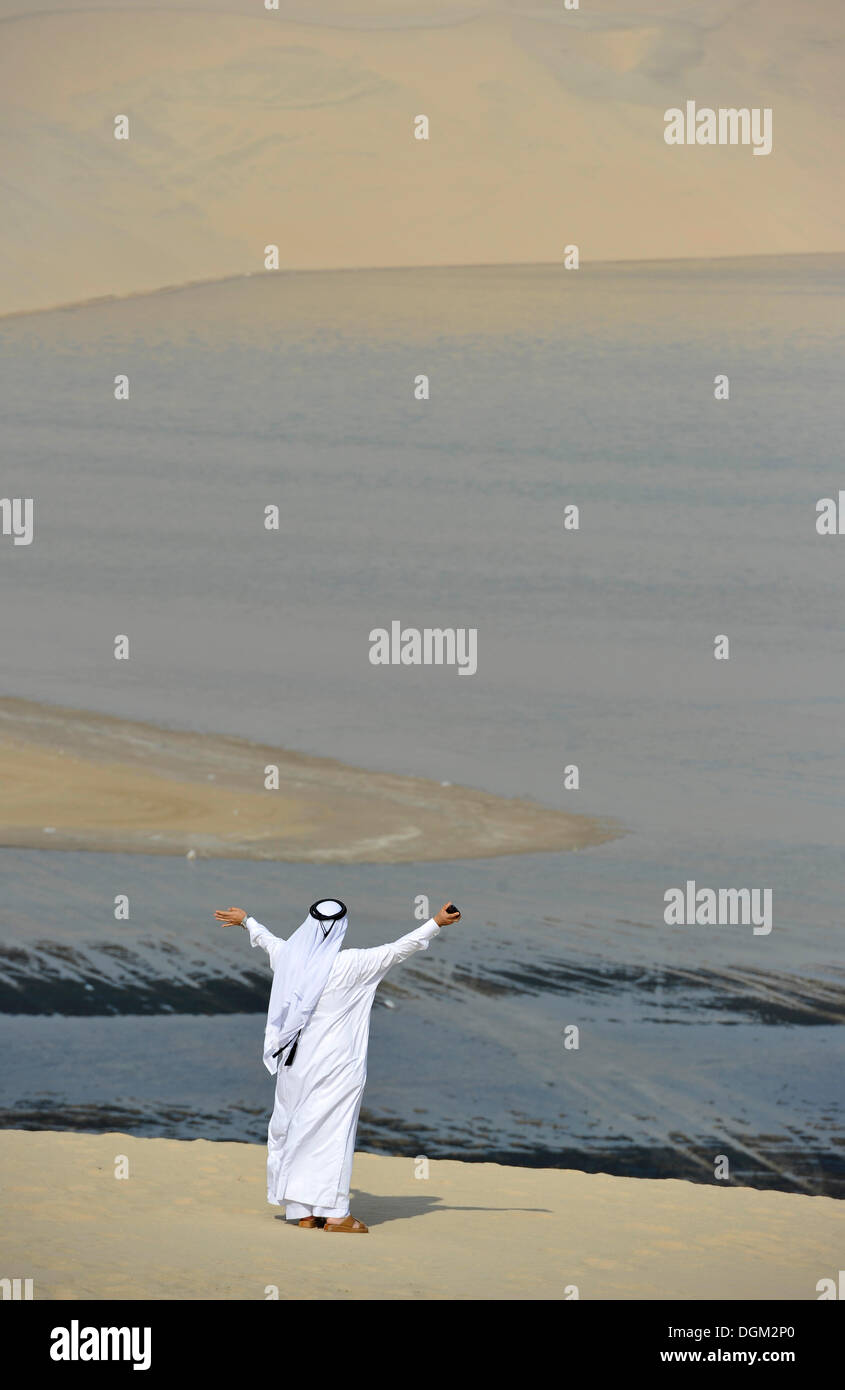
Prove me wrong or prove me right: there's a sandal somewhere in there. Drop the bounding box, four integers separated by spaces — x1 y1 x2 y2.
297 1216 326 1229
323 1215 368 1233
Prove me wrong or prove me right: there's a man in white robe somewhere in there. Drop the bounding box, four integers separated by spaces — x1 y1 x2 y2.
214 898 461 1232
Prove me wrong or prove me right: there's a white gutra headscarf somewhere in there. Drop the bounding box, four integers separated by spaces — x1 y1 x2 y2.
262 899 348 1074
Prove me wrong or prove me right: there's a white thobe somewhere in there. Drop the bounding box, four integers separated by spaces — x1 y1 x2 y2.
245 915 441 1220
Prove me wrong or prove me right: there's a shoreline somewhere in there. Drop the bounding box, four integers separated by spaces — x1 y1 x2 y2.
0 697 620 863
1 252 839 325
1 1129 840 1300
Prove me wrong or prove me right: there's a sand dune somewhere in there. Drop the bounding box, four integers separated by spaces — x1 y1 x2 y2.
0 698 617 861
1 1 843 315
1 1128 841 1299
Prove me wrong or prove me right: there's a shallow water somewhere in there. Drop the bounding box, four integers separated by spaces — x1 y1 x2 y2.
0 846 840 1194
1 257 843 1192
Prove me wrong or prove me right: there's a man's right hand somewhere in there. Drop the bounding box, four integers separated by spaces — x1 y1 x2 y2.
214 907 247 927
434 903 461 926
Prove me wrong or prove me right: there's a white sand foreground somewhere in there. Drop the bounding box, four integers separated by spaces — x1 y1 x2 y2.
0 1130 840 1300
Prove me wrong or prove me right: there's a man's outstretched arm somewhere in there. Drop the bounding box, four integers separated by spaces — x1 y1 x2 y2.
214 907 286 970
346 902 462 985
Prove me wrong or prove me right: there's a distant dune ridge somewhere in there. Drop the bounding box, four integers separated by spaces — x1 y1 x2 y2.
1 0 844 315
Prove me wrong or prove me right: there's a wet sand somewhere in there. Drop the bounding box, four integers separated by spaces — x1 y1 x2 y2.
0 698 618 862
0 1128 840 1300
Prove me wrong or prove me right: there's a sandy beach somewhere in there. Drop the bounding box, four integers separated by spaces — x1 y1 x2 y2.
0 698 617 862
1 1128 840 1300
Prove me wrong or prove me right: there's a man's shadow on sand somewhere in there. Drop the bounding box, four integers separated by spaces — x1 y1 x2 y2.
277 1192 550 1227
